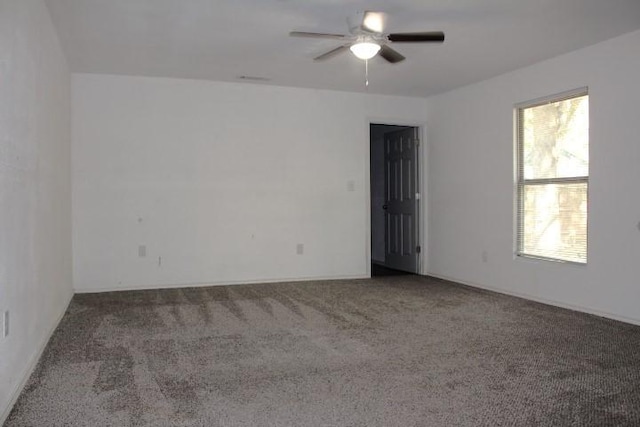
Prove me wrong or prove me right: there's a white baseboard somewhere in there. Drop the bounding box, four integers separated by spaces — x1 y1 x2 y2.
0 290 74 425
74 274 370 294
427 272 640 327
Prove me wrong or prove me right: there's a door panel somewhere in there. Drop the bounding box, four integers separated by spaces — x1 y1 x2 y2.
384 128 419 273
402 213 413 255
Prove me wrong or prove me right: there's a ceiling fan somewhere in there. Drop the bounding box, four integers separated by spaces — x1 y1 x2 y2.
289 11 445 63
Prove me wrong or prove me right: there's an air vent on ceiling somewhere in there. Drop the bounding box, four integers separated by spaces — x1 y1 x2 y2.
237 75 271 82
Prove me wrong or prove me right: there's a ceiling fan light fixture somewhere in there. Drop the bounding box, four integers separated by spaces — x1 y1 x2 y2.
350 42 381 60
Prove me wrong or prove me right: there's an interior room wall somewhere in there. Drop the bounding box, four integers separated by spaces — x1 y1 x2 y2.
72 74 428 292
425 29 640 324
0 0 73 422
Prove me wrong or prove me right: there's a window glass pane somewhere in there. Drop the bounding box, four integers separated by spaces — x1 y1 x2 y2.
523 95 588 179
521 182 587 263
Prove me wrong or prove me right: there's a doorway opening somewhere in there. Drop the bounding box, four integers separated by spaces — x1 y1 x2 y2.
370 123 421 277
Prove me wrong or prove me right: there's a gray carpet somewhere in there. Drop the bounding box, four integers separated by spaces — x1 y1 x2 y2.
6 276 640 426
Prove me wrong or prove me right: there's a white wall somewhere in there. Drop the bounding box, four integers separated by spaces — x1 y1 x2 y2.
425 29 640 324
72 74 428 292
0 0 72 422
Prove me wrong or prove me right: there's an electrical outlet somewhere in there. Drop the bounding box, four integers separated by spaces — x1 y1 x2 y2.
138 245 146 257
481 251 488 263
2 310 9 338
296 243 304 255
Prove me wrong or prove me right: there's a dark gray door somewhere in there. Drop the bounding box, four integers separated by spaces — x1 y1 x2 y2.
384 127 419 273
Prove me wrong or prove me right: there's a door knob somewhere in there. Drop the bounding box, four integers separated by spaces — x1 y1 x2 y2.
383 204 388 210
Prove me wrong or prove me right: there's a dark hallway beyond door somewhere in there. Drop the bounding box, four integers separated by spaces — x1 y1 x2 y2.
371 263 411 277
370 123 420 274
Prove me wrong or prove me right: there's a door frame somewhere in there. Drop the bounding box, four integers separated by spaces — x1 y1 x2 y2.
365 118 428 277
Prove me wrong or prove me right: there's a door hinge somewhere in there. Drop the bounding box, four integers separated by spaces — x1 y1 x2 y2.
415 139 420 147
416 245 421 254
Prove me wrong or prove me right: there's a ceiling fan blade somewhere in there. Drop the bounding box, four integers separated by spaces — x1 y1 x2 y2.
313 45 349 61
289 31 347 40
362 11 386 33
379 45 406 63
387 31 445 43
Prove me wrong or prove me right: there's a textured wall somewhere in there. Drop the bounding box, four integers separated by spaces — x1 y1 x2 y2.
72 74 428 291
0 0 72 422
426 29 640 324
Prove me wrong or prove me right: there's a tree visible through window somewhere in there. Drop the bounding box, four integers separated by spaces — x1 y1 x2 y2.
516 89 589 263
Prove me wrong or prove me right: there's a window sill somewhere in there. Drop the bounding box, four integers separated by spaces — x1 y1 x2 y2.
515 253 587 267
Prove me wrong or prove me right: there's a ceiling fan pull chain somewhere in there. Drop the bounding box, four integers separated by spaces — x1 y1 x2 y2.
365 58 369 88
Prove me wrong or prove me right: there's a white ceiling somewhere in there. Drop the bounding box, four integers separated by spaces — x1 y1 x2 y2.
45 0 640 97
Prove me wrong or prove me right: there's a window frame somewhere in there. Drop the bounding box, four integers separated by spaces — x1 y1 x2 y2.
515 87 589 265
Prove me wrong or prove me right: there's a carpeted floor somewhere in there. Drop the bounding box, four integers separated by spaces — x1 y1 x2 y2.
6 276 640 426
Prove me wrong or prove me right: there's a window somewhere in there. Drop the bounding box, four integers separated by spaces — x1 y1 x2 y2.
516 88 589 263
